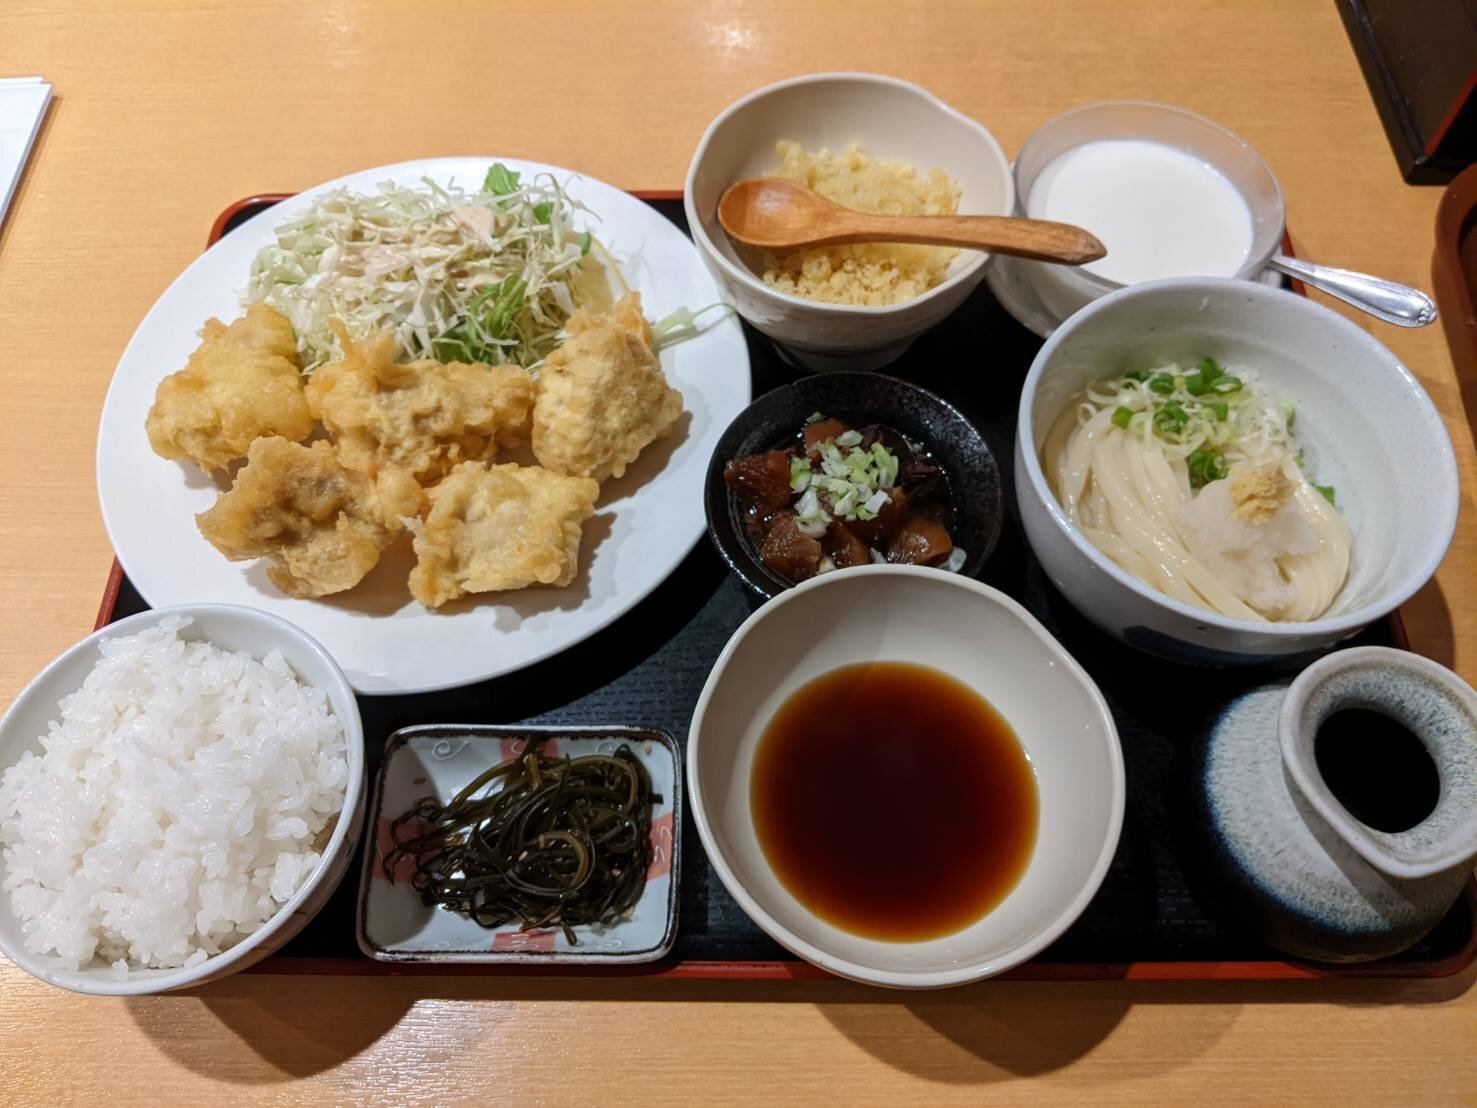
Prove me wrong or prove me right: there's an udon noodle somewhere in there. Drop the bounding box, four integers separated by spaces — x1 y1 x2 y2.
1042 359 1350 622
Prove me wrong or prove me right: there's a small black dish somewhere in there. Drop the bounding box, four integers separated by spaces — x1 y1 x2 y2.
704 372 1003 599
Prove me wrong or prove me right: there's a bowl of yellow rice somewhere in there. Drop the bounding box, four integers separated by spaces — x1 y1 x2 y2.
684 73 1013 371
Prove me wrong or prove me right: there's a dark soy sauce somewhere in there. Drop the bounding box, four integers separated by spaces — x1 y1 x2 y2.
1314 708 1440 833
750 661 1038 942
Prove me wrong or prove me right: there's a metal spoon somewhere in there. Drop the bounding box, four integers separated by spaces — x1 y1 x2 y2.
717 177 1107 265
1266 254 1437 327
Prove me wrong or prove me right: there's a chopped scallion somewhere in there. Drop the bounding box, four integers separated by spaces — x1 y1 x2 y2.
1187 449 1229 488
1153 401 1189 435
1111 406 1134 429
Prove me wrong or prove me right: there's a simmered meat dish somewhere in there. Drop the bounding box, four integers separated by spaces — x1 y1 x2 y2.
723 415 962 585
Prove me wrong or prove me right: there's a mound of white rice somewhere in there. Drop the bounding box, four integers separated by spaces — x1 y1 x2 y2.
0 616 348 973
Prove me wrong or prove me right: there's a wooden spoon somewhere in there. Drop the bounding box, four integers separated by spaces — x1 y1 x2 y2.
718 177 1106 266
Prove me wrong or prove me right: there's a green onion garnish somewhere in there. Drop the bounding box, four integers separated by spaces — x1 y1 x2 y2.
1125 370 1151 383
1153 401 1189 435
1148 372 1176 395
1187 450 1229 488
1209 400 1229 421
1315 484 1336 505
578 231 592 256
1111 406 1134 429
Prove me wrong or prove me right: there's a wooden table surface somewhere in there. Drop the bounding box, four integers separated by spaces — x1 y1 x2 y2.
3 0 1476 1101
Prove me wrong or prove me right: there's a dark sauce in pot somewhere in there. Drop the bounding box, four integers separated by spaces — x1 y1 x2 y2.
750 662 1038 942
1315 708 1440 833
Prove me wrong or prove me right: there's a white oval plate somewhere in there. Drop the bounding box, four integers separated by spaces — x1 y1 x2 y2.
96 158 751 694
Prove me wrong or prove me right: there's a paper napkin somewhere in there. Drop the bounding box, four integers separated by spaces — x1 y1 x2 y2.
0 76 52 232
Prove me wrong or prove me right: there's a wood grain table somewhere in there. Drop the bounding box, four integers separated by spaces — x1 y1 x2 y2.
2 1 1475 1102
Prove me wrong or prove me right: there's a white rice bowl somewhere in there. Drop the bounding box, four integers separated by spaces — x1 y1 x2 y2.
0 615 349 976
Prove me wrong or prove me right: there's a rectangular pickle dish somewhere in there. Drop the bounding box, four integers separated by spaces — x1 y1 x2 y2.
358 725 681 965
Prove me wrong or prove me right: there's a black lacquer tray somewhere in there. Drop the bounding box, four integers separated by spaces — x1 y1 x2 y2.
91 192 1476 982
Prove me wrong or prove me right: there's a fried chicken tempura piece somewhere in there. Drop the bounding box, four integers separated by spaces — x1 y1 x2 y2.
602 291 654 346
531 292 683 484
146 303 313 470
304 323 535 484
196 437 420 598
408 462 600 607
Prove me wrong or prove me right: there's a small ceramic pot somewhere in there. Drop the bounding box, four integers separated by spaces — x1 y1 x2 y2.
1196 647 1477 962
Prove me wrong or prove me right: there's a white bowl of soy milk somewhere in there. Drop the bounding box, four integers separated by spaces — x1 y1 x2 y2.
1012 101 1285 322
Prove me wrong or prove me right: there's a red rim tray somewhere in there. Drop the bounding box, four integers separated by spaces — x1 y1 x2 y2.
1433 163 1477 437
88 190 1477 984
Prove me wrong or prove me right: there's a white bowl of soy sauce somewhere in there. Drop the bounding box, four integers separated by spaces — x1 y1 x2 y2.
687 565 1124 988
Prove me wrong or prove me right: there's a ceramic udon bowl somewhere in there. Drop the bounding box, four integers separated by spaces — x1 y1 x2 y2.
684 72 1014 372
1015 277 1460 665
0 605 366 995
687 566 1124 988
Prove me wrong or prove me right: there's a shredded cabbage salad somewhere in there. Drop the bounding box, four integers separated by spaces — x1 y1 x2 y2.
247 164 618 372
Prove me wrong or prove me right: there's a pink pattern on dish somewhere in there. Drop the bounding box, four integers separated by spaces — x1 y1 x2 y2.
647 810 674 881
374 815 424 883
500 736 560 763
493 929 557 952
